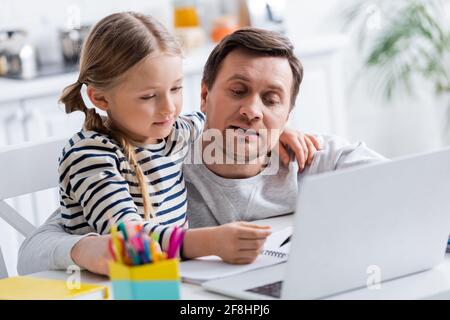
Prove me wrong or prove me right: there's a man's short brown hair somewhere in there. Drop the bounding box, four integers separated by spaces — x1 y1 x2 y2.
202 27 303 108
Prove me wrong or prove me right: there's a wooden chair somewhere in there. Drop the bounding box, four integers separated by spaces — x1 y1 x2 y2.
0 137 66 278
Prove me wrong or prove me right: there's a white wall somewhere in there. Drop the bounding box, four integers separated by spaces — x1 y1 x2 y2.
285 0 449 158
285 0 341 38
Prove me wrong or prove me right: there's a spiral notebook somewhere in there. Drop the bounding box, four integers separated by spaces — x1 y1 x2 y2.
180 227 292 284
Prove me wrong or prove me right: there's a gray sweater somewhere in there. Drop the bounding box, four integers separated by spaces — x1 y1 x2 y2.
17 135 386 275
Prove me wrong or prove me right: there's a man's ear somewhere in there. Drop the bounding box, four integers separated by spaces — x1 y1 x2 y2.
86 86 109 111
200 82 208 114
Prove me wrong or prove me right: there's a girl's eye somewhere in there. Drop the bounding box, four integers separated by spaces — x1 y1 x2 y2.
141 94 156 100
171 86 183 92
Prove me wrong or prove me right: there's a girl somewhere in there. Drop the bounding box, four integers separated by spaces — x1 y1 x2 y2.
58 12 318 264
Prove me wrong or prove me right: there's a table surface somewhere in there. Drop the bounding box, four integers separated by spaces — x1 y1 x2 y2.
29 215 450 300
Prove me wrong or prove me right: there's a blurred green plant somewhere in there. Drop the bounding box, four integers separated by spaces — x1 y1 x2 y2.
342 0 450 100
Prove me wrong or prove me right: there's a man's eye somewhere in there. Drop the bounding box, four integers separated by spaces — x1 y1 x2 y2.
141 94 156 100
231 89 246 96
264 95 280 106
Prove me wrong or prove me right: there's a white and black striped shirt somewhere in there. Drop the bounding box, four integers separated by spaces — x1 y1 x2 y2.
58 112 205 251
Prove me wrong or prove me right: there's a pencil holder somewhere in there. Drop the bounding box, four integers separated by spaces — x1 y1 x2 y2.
109 258 181 300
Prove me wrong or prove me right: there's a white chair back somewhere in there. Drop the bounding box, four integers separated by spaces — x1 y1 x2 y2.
0 137 67 278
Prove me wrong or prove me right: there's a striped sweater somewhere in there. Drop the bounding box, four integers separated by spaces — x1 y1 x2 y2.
58 111 205 251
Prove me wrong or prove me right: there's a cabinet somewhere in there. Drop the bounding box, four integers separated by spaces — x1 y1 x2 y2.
0 87 85 276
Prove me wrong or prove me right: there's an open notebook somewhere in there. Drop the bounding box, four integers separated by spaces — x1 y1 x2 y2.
180 227 292 284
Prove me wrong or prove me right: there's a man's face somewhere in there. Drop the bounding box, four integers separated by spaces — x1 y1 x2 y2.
201 49 293 161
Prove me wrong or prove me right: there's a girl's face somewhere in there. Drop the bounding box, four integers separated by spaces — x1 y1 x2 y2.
91 52 183 144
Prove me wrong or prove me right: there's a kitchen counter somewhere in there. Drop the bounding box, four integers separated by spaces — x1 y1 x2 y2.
0 44 216 105
0 34 349 105
0 71 78 104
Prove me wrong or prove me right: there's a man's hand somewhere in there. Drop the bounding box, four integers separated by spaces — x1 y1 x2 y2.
211 222 271 264
278 129 321 172
71 234 111 276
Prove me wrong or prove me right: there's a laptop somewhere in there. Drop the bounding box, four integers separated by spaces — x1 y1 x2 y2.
203 147 450 299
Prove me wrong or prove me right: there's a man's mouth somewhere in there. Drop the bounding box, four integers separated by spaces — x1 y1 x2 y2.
228 126 259 134
228 125 260 141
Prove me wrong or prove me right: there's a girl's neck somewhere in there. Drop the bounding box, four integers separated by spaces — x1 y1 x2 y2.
105 117 159 145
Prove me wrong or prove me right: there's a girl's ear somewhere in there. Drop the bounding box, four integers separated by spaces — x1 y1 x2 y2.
86 86 109 111
200 82 209 114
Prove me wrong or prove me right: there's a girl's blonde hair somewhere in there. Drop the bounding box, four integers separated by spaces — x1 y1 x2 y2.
59 12 182 220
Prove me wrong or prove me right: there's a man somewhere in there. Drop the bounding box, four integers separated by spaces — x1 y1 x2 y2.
17 28 385 276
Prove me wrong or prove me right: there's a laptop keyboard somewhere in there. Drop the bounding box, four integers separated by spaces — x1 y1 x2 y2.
246 281 283 298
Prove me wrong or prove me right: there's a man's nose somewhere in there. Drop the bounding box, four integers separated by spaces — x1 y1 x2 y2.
239 98 263 121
